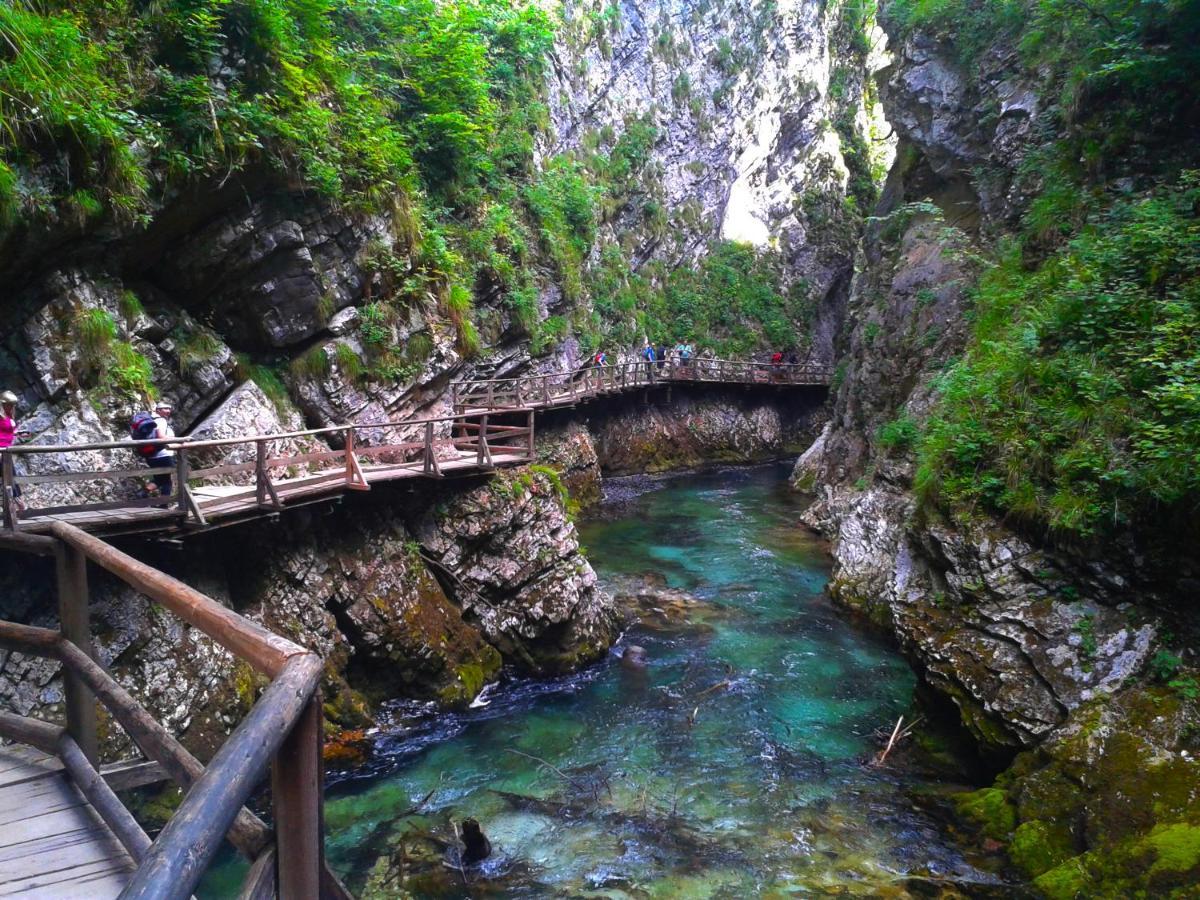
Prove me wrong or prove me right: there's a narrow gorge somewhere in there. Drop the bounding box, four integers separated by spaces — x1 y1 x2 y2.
0 0 1196 897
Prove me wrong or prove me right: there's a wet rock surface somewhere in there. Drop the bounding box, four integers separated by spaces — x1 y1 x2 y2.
588 389 823 475
796 17 1198 894
0 465 615 756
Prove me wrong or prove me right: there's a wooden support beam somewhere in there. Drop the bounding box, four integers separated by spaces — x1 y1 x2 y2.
59 733 153 863
56 542 98 765
272 695 323 900
0 530 58 556
100 759 169 792
0 619 62 654
238 847 277 900
1 451 14 530
56 639 271 858
0 709 65 754
423 422 443 477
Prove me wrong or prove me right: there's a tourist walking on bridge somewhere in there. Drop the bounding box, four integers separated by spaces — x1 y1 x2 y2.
136 401 176 496
642 342 657 380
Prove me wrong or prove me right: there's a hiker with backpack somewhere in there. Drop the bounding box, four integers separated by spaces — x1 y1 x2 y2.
641 342 656 381
131 401 176 496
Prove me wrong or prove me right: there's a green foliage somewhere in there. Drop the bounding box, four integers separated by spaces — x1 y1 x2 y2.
74 308 117 369
884 0 1200 171
1149 650 1183 683
108 340 155 400
175 327 223 374
334 343 363 382
236 356 289 414
916 176 1200 540
118 291 143 324
877 414 919 452
292 345 331 380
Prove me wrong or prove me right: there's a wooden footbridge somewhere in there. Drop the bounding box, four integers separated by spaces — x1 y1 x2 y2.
451 357 830 413
0 355 828 898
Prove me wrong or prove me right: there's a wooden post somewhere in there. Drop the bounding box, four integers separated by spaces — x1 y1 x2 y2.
476 415 493 467
56 543 98 765
486 382 495 409
1 451 14 529
423 421 442 477
526 409 536 460
272 696 323 900
175 448 189 512
541 375 549 405
343 428 355 486
255 440 267 507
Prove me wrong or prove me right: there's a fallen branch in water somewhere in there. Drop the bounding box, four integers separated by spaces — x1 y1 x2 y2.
505 747 600 799
871 715 924 767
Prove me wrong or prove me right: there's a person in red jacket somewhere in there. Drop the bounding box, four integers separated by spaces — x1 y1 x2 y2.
1 391 26 509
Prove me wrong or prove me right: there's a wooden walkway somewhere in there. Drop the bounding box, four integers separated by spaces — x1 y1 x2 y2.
0 357 829 540
451 357 831 414
0 745 134 898
3 411 535 538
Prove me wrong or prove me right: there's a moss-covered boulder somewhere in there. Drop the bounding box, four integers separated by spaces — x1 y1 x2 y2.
954 682 1200 894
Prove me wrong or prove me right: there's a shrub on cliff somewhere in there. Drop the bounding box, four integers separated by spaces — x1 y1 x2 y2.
917 174 1200 541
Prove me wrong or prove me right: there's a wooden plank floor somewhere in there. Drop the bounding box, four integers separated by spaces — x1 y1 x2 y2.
0 745 134 898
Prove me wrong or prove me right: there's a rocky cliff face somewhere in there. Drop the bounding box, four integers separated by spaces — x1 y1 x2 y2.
0 469 615 757
797 18 1198 892
547 0 888 363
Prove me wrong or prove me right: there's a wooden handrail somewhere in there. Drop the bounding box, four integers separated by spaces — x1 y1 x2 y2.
50 522 305 676
121 653 323 900
3 408 530 456
0 522 329 898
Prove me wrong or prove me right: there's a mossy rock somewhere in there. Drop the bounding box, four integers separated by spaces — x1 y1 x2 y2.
1009 819 1075 877
955 786 1016 840
436 645 502 707
1034 821 1200 899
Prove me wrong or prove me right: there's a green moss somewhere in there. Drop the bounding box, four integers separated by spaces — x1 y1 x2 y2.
1010 820 1074 877
955 787 1016 840
437 646 502 707
1145 823 1200 877
1032 857 1090 900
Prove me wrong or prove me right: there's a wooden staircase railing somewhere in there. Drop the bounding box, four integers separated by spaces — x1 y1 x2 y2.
0 524 347 899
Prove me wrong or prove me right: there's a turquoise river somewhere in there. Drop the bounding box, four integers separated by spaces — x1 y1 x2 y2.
205 463 998 897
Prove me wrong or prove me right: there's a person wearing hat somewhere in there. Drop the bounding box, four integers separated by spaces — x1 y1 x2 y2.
144 400 176 496
1 391 27 509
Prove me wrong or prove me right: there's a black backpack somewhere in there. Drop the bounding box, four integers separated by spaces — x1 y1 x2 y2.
130 412 159 456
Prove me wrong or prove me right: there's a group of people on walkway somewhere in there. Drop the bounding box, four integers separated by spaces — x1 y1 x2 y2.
2 392 178 514
586 342 696 380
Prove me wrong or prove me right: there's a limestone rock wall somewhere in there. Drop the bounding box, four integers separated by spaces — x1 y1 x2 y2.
548 0 888 363
0 467 612 758
795 17 1199 892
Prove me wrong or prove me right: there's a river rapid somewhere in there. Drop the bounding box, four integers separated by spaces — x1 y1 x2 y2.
205 463 998 897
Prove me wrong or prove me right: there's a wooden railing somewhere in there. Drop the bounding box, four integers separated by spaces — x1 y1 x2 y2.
450 357 832 411
0 524 343 898
2 409 536 530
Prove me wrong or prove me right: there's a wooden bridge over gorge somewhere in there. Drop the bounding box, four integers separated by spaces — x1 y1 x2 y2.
0 356 828 897
451 357 831 413
2 358 828 539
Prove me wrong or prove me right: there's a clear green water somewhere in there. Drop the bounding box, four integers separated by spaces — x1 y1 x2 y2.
203 464 990 897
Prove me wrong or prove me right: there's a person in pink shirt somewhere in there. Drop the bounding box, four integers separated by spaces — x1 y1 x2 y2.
1 391 25 509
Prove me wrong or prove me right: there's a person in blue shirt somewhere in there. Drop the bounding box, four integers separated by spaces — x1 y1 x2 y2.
642 342 656 380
